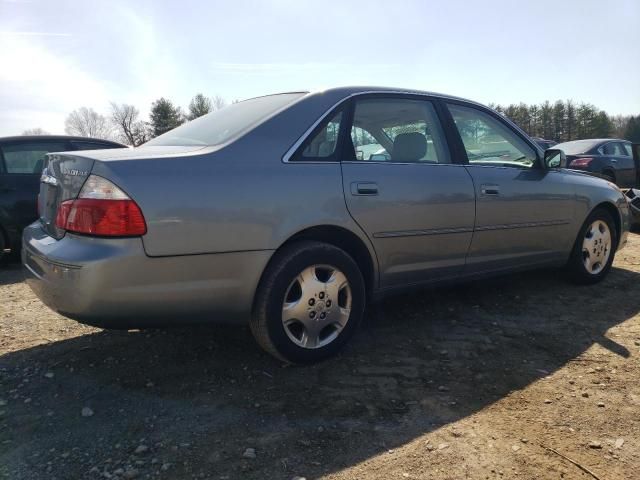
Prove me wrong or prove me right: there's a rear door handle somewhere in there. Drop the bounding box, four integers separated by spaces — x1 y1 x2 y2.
351 182 379 196
481 184 500 196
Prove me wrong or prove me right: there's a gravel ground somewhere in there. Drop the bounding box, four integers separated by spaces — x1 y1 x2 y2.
1 235 640 480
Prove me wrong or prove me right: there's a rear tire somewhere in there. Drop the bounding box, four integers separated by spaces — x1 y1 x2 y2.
602 171 616 184
566 208 617 284
251 241 365 364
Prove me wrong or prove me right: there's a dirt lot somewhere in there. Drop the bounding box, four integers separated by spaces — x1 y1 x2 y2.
1 236 640 480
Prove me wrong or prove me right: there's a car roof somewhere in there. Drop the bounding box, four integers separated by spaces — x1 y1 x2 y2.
0 135 126 146
299 85 481 106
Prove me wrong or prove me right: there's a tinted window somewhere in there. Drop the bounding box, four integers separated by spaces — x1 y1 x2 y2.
623 143 633 157
145 93 305 146
72 141 120 151
1 142 68 174
448 104 536 168
350 98 450 163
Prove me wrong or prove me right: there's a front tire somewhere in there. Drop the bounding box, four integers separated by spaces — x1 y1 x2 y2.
251 241 365 364
566 208 617 284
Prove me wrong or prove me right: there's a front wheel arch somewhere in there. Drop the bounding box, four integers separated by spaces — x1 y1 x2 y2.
591 201 621 250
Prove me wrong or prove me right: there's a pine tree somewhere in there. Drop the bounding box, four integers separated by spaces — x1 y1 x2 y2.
149 98 184 137
624 116 640 142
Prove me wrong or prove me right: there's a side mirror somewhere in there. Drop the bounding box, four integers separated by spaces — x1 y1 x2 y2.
543 148 566 169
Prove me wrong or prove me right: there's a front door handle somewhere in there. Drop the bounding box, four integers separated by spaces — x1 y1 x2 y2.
351 182 379 196
481 184 500 196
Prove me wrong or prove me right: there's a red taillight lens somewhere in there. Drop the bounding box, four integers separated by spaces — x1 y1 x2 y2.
569 157 593 168
56 199 146 236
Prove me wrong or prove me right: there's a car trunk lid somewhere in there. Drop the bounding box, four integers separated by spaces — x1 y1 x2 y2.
38 146 207 239
39 153 95 239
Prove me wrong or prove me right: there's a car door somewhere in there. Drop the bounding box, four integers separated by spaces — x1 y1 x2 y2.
634 143 640 186
612 141 638 188
444 102 576 274
337 95 476 287
0 140 70 239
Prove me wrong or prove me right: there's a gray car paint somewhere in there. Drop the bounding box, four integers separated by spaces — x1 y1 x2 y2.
23 87 631 328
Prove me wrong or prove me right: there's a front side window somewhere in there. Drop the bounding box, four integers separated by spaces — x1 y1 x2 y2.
349 98 450 163
448 104 537 168
1 142 68 174
622 143 632 157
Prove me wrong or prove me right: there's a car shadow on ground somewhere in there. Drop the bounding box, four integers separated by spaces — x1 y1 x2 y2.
1 265 639 479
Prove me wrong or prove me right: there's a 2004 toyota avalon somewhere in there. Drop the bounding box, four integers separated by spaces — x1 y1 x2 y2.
22 87 630 363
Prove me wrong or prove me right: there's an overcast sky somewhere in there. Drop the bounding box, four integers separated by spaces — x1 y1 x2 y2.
1 0 638 136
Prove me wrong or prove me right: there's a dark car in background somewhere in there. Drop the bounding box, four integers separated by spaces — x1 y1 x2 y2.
554 138 638 188
0 135 125 259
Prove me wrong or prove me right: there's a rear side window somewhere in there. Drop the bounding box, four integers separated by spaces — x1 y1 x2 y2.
291 111 343 161
145 93 305 146
0 142 68 174
349 98 450 163
598 142 626 156
447 104 537 168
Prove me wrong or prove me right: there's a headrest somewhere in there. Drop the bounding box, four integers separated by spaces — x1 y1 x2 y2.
392 132 426 162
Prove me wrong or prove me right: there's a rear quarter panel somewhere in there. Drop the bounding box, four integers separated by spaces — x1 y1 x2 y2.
90 91 377 268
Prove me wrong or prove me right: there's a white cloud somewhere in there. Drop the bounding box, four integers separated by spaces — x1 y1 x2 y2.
0 36 112 134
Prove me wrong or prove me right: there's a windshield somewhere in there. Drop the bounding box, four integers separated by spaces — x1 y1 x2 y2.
555 140 600 155
145 93 306 146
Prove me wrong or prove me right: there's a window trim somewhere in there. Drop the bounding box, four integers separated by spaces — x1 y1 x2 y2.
284 91 462 165
441 99 543 169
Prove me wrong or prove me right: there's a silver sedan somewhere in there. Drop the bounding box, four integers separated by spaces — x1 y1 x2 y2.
23 87 630 363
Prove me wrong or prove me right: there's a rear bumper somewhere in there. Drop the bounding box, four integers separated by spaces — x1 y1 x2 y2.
22 223 272 327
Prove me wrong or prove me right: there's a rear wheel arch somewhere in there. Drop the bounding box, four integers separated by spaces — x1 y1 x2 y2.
255 225 378 308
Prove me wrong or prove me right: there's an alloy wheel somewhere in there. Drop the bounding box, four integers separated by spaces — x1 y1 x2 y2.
281 264 352 349
581 219 612 275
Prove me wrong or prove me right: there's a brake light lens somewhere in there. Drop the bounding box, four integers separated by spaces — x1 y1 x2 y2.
55 175 146 236
569 157 593 168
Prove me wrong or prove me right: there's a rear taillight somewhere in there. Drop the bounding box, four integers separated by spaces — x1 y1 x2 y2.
55 175 146 236
569 157 593 168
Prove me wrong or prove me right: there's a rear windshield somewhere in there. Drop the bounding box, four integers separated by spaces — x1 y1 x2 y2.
145 93 305 147
556 140 600 155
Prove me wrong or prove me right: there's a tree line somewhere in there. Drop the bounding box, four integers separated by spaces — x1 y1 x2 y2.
488 100 640 143
22 94 228 146
22 96 640 145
